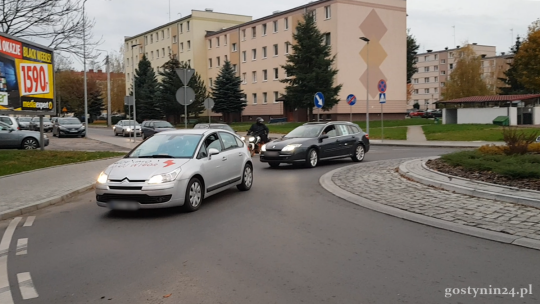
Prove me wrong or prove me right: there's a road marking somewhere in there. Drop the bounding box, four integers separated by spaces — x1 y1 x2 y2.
0 217 22 304
16 239 27 256
23 216 35 227
16 273 38 300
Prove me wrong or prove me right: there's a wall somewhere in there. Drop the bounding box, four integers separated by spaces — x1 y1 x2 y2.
456 108 508 124
534 106 540 125
509 107 517 126
443 109 457 124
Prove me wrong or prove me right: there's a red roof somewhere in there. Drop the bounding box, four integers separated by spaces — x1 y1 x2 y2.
438 94 540 103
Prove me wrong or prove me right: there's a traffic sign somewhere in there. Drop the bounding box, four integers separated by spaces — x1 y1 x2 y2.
346 94 356 106
378 79 387 93
124 96 134 106
314 92 324 109
379 93 386 104
175 69 195 86
62 107 67 113
176 87 196 106
204 98 215 110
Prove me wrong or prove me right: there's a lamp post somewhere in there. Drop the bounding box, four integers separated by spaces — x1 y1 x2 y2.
360 37 370 134
96 49 111 127
131 44 140 143
83 0 88 135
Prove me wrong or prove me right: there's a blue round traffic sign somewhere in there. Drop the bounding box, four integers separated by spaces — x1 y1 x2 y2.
314 92 325 109
346 94 357 106
378 79 387 93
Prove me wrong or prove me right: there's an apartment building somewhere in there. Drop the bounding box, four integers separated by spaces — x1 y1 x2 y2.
482 53 514 94
123 10 252 94
206 0 407 121
410 44 504 109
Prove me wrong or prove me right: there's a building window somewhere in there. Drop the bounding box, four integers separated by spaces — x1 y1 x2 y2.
434 54 438 60
224 55 228 62
252 26 256 38
434 66 439 71
208 58 212 68
324 33 331 46
180 23 183 33
441 59 446 63
449 52 454 58
127 72 130 80
273 44 278 56
135 55 138 62
224 35 228 45
424 67 429 72
263 69 268 81
424 88 430 94
209 78 213 87
285 17 289 30
216 37 220 47
167 46 170 56
253 93 257 104
187 21 190 31
217 56 221 66
262 46 267 58
273 68 278 79
187 40 191 50
252 71 257 83
425 99 430 105
262 24 267 35
252 49 257 60
242 73 247 84
413 78 418 84
285 42 290 54
180 42 184 52
167 28 170 38
150 35 153 44
434 76 438 82
310 10 316 21
434 88 438 93
263 92 268 104
273 20 278 33
441 70 446 75
449 63 454 69
242 51 246 62
274 91 279 103
156 49 159 58
145 36 148 45
414 89 419 94
441 82 445 87
173 36 177 44
151 51 154 60
233 64 238 73
424 55 428 61
162 48 165 57
242 29 246 41
424 77 429 83
325 6 331 19
209 39 212 49
232 43 237 52
161 30 164 40
127 58 130 66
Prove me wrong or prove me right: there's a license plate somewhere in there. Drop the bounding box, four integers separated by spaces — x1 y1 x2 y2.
265 151 279 157
109 200 139 210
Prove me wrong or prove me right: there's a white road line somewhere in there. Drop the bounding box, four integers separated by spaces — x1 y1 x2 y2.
15 239 27 256
16 273 38 300
0 217 22 304
23 216 35 227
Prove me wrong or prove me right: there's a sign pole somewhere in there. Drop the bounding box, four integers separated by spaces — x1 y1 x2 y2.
39 116 44 151
184 70 188 129
317 107 320 122
208 106 211 124
381 103 384 141
350 104 352 122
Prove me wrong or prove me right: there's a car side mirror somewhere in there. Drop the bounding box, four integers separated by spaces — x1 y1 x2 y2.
319 134 329 142
208 148 220 159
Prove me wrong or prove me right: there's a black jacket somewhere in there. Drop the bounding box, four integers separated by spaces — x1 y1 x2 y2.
248 122 269 136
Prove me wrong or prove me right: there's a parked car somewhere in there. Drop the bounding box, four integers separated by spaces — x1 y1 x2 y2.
0 116 20 130
16 117 32 130
141 120 175 140
95 129 253 212
0 121 49 149
422 109 442 118
29 117 53 132
193 123 236 133
407 110 425 117
52 117 86 138
260 121 370 168
113 120 142 137
536 136 540 143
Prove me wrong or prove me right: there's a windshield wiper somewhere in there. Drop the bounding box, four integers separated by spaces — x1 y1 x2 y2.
137 155 176 158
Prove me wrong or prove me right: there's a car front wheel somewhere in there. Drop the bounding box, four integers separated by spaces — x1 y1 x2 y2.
21 138 39 150
183 177 203 212
237 163 253 191
305 148 319 168
351 144 365 162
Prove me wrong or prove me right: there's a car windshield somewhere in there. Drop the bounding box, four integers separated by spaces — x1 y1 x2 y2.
127 134 202 158
285 125 324 138
154 121 173 128
122 120 140 126
210 124 234 132
59 118 81 125
18 118 31 122
32 117 51 122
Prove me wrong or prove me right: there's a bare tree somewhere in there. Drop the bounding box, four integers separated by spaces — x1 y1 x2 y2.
109 43 125 73
0 0 100 58
54 53 74 71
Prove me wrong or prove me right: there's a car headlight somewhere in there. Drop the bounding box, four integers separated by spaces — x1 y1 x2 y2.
80 126 85 130
125 127 131 131
59 126 67 130
148 168 181 184
97 172 108 184
261 144 266 152
249 136 255 142
282 144 302 152
241 136 246 141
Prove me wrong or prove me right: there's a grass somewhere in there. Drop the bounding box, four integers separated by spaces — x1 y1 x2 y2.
0 150 126 177
423 124 540 141
366 127 408 140
355 118 435 129
441 150 540 179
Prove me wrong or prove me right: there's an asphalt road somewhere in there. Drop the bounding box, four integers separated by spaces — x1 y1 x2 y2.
2 147 540 304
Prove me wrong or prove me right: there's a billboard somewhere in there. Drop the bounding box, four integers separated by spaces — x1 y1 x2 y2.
0 32 54 113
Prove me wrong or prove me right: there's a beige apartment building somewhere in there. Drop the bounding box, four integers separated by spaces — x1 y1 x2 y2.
410 44 514 110
206 0 407 122
123 10 252 94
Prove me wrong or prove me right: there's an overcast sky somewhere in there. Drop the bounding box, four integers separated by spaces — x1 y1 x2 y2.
79 0 540 69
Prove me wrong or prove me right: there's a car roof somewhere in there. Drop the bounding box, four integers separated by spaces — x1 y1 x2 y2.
158 128 237 136
304 121 356 126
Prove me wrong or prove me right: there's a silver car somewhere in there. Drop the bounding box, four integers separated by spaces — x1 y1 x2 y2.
29 117 53 132
0 122 49 149
113 120 142 137
16 117 32 130
96 129 253 212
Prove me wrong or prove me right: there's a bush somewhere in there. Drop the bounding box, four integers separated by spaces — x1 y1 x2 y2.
529 143 540 154
502 127 540 155
478 144 507 155
111 116 126 125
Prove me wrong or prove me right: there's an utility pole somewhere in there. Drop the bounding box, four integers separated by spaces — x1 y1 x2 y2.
97 49 112 127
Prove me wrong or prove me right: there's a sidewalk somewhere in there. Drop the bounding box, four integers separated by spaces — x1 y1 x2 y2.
320 158 540 251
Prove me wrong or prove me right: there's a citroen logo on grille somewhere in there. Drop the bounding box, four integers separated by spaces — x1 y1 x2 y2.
121 178 129 183
272 146 275 149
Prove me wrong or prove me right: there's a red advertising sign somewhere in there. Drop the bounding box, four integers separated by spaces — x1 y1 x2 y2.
0 36 22 59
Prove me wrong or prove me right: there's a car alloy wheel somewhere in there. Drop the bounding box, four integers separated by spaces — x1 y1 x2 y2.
352 144 365 162
237 164 253 191
184 177 203 212
22 138 39 150
306 148 318 168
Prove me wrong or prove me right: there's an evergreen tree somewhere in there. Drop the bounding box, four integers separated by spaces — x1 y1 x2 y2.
498 36 530 94
512 21 540 93
133 55 161 121
88 86 104 118
281 12 342 113
407 30 419 84
212 60 246 122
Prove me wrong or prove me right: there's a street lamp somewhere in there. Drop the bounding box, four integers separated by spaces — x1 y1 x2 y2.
131 43 141 143
83 0 88 135
96 49 111 127
360 36 370 135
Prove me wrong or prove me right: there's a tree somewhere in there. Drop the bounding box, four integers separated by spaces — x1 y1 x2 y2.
212 60 245 122
133 55 161 121
498 36 531 94
512 20 540 93
442 45 492 100
109 44 125 73
407 30 419 84
54 54 74 72
88 86 104 117
55 71 101 116
0 0 99 57
281 12 342 113
157 57 208 124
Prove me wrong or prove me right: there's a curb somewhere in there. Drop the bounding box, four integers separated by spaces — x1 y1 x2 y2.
370 142 480 148
0 156 124 180
319 163 540 251
0 183 95 220
398 158 540 208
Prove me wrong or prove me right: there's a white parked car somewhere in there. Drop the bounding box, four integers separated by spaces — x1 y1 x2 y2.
0 115 19 130
96 129 253 212
113 120 142 137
